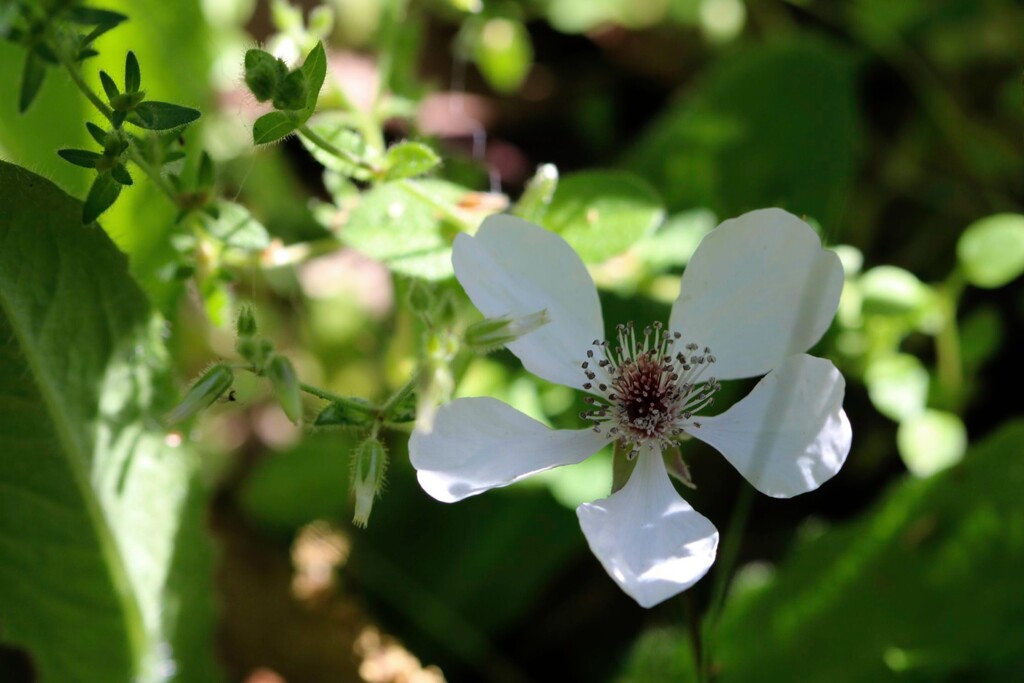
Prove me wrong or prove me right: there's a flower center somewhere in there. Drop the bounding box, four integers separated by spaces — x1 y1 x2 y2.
579 321 720 453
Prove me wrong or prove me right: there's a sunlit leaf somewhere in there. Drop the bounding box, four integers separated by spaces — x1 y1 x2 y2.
541 170 664 263
0 161 217 682
957 213 1024 289
253 111 297 145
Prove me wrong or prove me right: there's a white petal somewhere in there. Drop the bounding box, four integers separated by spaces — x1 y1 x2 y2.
409 397 610 503
693 354 852 498
577 443 719 608
669 208 844 380
453 214 604 390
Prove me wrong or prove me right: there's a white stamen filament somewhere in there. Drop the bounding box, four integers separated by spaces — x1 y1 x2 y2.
579 321 721 455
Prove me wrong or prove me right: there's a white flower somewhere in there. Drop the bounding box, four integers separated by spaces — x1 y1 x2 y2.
409 208 852 608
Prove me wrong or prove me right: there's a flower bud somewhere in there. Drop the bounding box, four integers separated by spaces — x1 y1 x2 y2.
272 68 308 111
166 363 233 425
267 354 302 424
351 437 388 528
514 163 558 223
465 309 550 352
244 49 286 102
236 304 258 338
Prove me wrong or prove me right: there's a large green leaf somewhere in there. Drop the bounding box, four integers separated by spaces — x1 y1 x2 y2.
625 39 859 228
714 420 1024 681
541 170 664 263
0 161 217 682
341 180 468 280
616 420 1024 682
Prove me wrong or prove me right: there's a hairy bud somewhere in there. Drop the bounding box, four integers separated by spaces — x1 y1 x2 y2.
351 437 388 528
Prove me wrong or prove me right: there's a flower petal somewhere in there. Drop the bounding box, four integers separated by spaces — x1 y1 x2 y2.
669 208 844 380
577 443 719 608
453 214 604 390
410 397 611 503
693 354 851 498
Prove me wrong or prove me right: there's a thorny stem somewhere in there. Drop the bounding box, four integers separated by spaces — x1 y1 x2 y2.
699 483 755 682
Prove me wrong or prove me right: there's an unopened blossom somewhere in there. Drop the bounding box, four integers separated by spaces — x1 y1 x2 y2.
409 209 852 608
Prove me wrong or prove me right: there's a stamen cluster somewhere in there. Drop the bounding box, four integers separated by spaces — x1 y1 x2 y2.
579 322 720 454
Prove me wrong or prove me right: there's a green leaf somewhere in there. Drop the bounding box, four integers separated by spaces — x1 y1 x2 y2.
99 69 120 100
86 121 108 145
58 148 102 168
252 111 297 145
196 151 214 189
111 163 134 186
125 51 141 93
341 180 467 280
298 40 327 117
897 410 967 477
18 50 45 113
858 265 931 317
199 200 271 251
314 398 376 427
0 160 217 683
625 39 858 225
541 170 664 263
83 172 123 223
383 141 441 180
130 101 201 130
66 6 129 27
471 17 533 94
710 420 1024 682
863 353 929 422
957 213 1024 289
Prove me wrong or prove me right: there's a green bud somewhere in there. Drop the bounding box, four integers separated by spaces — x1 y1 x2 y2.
166 363 234 425
273 68 307 111
351 437 388 528
267 354 302 424
243 49 286 102
514 163 558 223
236 304 258 337
465 309 550 352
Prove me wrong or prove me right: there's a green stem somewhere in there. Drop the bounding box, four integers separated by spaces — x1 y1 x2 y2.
700 483 755 682
298 122 381 174
378 368 420 419
126 147 180 206
60 54 114 119
297 381 348 405
935 269 965 408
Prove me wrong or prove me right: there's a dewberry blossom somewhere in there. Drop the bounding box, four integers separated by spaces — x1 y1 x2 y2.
409 208 852 608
